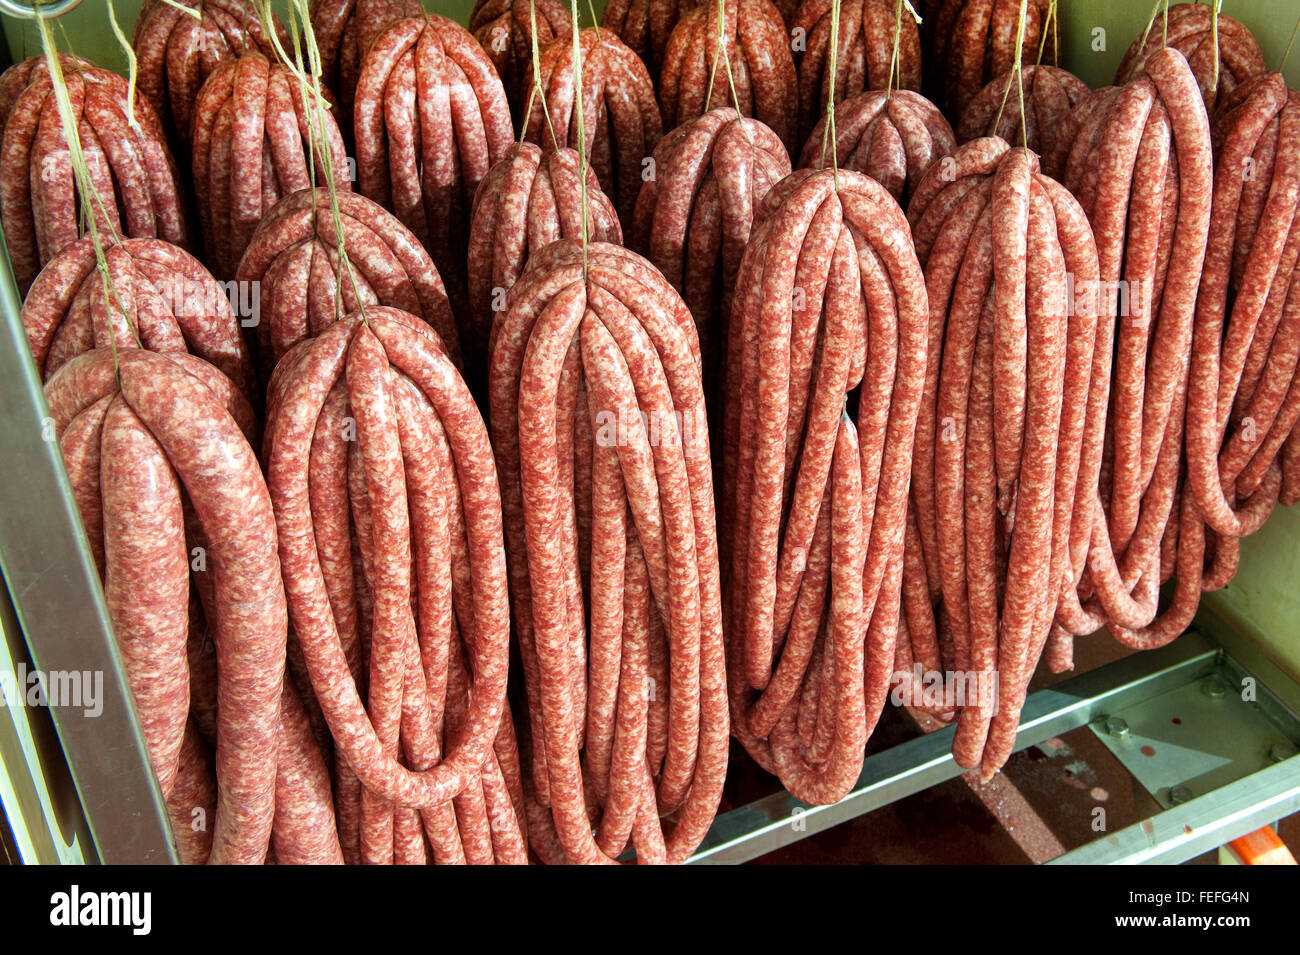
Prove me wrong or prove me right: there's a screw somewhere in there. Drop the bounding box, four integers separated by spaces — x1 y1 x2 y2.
1170 785 1194 805
1202 677 1226 700
1269 742 1298 763
1104 716 1130 738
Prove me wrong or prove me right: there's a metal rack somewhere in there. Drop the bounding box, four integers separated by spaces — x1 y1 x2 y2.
690 628 1300 865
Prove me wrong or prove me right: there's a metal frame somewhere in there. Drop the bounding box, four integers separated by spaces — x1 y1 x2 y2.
0 1 82 20
0 566 94 863
1048 756 1300 865
690 631 1300 864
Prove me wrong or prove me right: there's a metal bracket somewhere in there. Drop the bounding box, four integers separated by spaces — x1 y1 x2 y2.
0 1 83 20
1088 656 1300 811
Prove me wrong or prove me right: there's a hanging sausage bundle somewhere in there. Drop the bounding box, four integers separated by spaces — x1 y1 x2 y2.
467 141 621 375
523 28 663 227
1116 2 1264 113
241 7 525 866
0 56 188 294
790 0 922 144
905 136 1102 778
723 168 927 803
132 0 286 151
1184 72 1300 591
469 0 571 118
490 238 728 863
191 51 350 279
799 90 953 206
929 0 1058 116
353 13 514 333
265 305 525 865
48 346 346 865
957 64 1088 179
602 0 701 85
237 187 460 374
1211 77 1300 510
631 108 790 382
21 236 254 396
658 0 796 152
311 0 425 127
1054 47 1214 660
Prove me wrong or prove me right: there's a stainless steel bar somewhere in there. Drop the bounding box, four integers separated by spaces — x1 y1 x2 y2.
0 572 93 863
689 632 1220 864
1047 756 1300 865
0 233 176 863
0 1 83 19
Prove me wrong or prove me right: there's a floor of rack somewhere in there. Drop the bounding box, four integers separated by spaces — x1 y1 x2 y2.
692 630 1300 865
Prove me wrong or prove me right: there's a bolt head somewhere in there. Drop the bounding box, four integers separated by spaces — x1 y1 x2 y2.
1104 716 1130 737
1170 785 1193 805
1202 678 1226 699
1269 742 1298 764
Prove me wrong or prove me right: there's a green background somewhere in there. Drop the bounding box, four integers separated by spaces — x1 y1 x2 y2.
3 0 1298 678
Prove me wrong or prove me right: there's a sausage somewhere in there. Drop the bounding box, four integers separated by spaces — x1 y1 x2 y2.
237 188 459 366
1188 71 1296 539
978 178 1067 779
166 723 217 865
910 138 1104 776
470 0 570 120
354 13 512 336
98 395 191 801
133 0 286 147
525 28 662 229
21 237 254 398
725 167 925 796
958 65 1090 178
272 679 345 864
791 0 922 145
466 142 621 377
801 89 955 208
195 52 347 279
944 0 1055 115
1115 2 1264 112
122 352 283 863
262 304 524 863
267 315 510 816
768 415 865 803
311 0 423 128
487 240 726 861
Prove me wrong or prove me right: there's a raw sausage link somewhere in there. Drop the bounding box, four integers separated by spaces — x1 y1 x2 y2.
467 142 621 381
525 28 663 228
22 237 254 397
100 396 191 799
490 240 726 861
724 168 927 799
132 0 285 148
193 51 348 279
469 0 572 120
355 13 513 337
790 0 922 145
237 188 460 370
